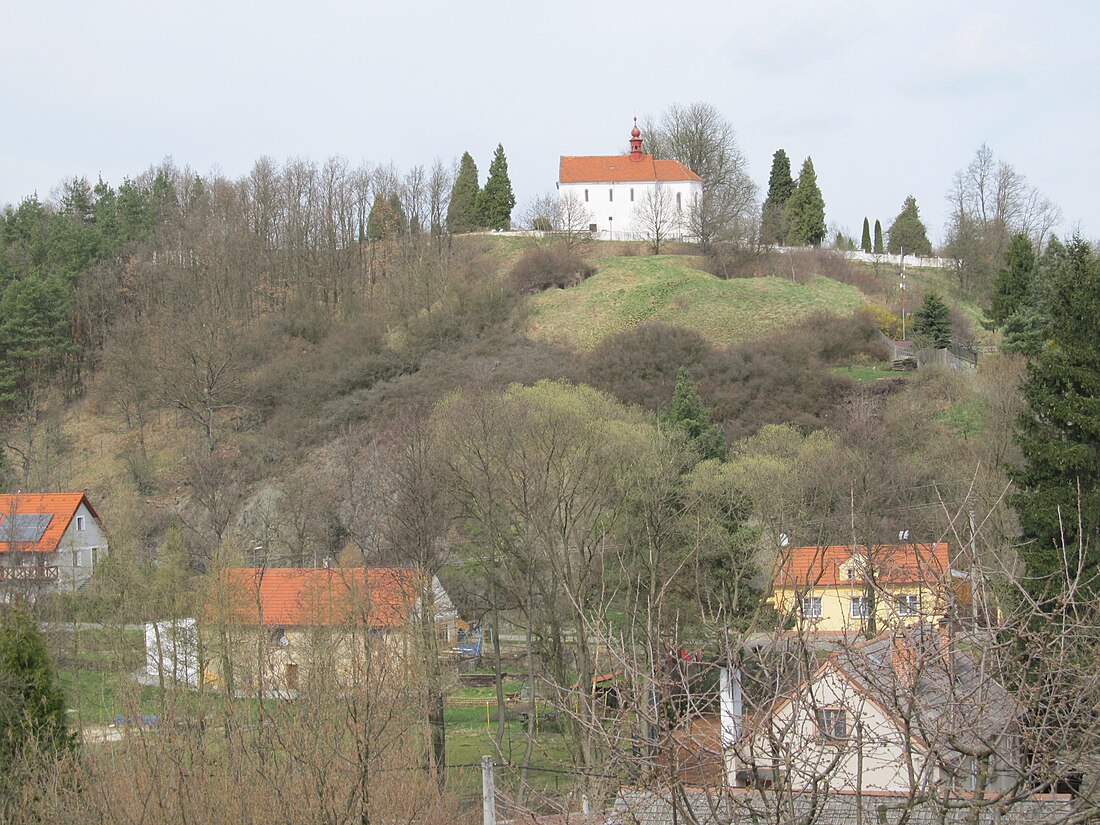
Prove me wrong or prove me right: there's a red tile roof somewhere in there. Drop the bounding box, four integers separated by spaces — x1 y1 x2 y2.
774 543 952 589
559 154 703 184
0 493 99 553
216 567 424 628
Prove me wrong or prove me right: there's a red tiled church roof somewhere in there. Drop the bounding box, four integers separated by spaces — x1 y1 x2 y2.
558 154 702 184
0 493 99 553
216 567 424 628
774 543 952 588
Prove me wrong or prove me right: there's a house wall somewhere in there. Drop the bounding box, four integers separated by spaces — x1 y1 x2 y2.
773 583 947 633
740 667 933 794
53 502 108 591
557 179 702 239
737 666 1020 796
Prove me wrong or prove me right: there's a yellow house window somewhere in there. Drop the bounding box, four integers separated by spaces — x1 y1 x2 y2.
850 596 871 618
897 594 920 616
801 597 823 618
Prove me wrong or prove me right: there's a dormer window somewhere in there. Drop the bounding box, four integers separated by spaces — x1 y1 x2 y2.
76 516 85 531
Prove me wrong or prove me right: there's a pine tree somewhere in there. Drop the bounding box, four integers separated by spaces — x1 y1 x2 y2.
0 605 73 779
760 150 794 245
446 152 481 234
660 369 726 461
886 195 933 256
990 233 1036 327
784 157 826 246
913 291 951 349
1012 236 1100 599
476 144 516 231
873 219 884 254
860 217 872 253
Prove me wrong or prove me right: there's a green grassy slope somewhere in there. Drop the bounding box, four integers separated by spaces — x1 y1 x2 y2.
525 255 869 350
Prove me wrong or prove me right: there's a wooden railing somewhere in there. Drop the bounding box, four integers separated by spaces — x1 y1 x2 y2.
0 566 59 582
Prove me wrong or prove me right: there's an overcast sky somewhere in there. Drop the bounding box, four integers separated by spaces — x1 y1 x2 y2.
1 1 1095 246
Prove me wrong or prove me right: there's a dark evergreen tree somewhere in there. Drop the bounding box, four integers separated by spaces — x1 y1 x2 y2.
446 152 481 234
990 233 1036 327
860 217 872 253
886 195 933 256
913 291 951 348
873 219 884 254
0 605 73 779
1012 236 1100 599
660 369 726 461
475 144 516 230
784 157 826 246
760 150 794 245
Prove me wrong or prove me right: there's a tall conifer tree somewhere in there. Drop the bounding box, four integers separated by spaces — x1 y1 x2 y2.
446 152 481 234
476 144 516 230
761 150 794 245
861 217 872 253
785 157 826 246
873 219 884 254
1012 237 1100 599
886 195 933 256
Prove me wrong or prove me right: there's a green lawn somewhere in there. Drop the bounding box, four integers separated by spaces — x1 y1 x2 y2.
526 255 868 350
830 361 906 383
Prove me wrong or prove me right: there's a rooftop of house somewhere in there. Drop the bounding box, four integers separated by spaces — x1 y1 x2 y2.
773 543 953 589
216 567 427 628
829 623 1023 762
558 154 703 185
0 493 99 553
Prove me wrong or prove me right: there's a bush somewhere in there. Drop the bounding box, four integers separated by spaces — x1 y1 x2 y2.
508 247 595 294
857 304 902 339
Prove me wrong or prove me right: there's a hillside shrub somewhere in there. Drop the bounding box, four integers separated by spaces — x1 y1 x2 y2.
578 323 713 411
509 247 595 294
857 304 902 339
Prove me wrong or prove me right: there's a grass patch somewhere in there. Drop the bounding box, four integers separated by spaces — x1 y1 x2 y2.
526 255 868 350
830 362 904 383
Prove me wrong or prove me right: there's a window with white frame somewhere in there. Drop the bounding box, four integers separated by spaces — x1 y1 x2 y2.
609 188 613 202
850 596 871 618
896 594 920 616
816 707 848 741
584 189 589 202
76 515 85 531
630 188 634 202
801 596 823 618
676 192 682 211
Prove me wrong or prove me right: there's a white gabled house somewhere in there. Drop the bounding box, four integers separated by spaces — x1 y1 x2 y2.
725 624 1027 796
558 119 703 241
0 492 108 593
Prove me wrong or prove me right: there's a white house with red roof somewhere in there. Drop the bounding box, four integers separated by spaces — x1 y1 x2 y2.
0 492 108 593
156 567 460 692
558 119 703 241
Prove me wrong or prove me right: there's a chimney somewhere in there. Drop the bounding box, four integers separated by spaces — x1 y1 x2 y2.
892 634 916 690
720 666 744 787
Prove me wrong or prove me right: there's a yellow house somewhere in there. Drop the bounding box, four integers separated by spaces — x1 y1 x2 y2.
769 543 967 634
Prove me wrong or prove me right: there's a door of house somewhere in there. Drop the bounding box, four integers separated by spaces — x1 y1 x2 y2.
285 663 299 690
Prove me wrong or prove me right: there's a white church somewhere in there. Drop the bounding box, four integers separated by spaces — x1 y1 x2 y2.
557 119 703 241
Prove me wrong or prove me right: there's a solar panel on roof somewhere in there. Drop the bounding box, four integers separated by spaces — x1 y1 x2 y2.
0 513 54 543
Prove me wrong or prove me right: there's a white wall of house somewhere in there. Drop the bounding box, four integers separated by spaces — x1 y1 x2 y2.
739 666 925 793
54 502 108 591
558 179 702 240
736 665 1019 795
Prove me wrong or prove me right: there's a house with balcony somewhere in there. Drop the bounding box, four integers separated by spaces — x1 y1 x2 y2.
0 492 108 593
769 543 969 635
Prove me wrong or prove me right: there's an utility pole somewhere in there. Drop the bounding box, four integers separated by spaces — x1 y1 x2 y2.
481 755 496 825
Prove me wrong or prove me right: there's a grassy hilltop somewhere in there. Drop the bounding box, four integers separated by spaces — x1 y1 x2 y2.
526 254 868 350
